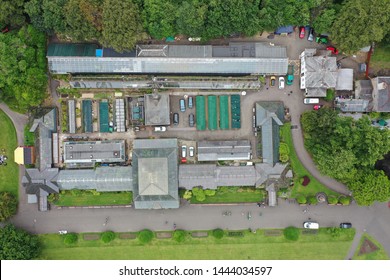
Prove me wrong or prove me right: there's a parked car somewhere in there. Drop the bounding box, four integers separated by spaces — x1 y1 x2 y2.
278 77 285 89
303 221 319 229
154 126 166 132
179 99 186 112
299 26 305 39
340 222 352 229
307 28 314 41
189 146 194 157
173 113 179 125
189 113 195 127
304 98 320 104
326 46 339 55
316 35 328 44
181 145 187 158
313 105 322 110
188 96 193 109
270 76 276 87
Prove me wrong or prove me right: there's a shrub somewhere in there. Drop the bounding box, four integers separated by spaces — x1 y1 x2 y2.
64 233 78 245
327 227 341 238
173 230 186 242
89 189 101 196
212 228 224 239
301 176 310 186
204 189 216 196
192 187 206 202
138 229 154 244
101 231 116 243
283 226 300 241
296 194 307 204
339 196 351 205
327 195 338 204
183 190 192 200
279 143 290 163
307 195 318 205
0 192 18 222
325 89 335 101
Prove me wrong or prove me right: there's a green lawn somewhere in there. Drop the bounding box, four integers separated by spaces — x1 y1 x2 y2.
371 43 390 70
280 124 339 198
24 124 35 146
0 110 19 197
53 191 133 207
353 234 389 260
38 228 355 260
189 187 264 204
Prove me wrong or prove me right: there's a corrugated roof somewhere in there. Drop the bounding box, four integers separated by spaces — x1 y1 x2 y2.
68 100 76 134
99 100 109 132
208 95 217 130
373 77 390 112
197 140 251 161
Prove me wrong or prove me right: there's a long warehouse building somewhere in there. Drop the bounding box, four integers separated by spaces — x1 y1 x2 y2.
47 42 288 75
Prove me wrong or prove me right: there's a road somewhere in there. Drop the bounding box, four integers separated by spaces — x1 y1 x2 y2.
3 30 389 258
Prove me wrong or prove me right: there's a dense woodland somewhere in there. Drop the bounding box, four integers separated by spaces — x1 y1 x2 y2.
301 109 390 205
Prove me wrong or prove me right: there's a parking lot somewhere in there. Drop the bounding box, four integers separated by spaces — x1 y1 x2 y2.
169 94 196 130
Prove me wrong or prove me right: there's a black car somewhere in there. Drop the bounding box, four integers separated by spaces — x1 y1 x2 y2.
189 113 195 127
340 222 352 229
173 113 179 125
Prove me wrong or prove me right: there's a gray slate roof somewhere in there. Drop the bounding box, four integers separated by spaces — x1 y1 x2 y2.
132 139 179 209
336 69 353 91
144 94 170 125
197 140 251 161
338 99 370 112
256 102 284 166
372 77 390 112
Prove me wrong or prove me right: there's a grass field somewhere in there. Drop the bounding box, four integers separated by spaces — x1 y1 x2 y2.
353 234 389 260
38 228 355 260
190 187 264 204
371 43 390 70
280 124 339 198
0 110 19 197
53 191 133 207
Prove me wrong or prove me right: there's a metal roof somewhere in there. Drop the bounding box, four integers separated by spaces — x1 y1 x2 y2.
197 140 251 161
63 140 125 163
144 94 170 125
132 139 179 209
336 69 353 91
68 100 76 134
115 99 126 132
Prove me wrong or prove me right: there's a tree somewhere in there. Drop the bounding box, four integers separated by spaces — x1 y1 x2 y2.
64 233 78 244
102 0 145 52
101 231 116 243
0 0 25 27
175 0 207 37
138 229 154 244
192 187 206 202
172 230 186 242
142 0 177 39
283 226 300 241
212 228 224 239
312 9 336 35
0 224 41 260
331 0 390 53
0 192 17 221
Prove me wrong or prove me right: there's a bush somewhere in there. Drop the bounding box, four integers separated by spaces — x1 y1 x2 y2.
101 231 116 243
192 187 206 202
212 228 224 239
204 189 216 196
0 192 18 222
327 227 341 238
183 190 192 200
173 230 186 242
283 226 300 241
327 195 338 204
307 195 318 205
325 89 335 101
279 143 290 163
296 194 307 204
138 229 154 244
64 233 78 245
339 196 351 205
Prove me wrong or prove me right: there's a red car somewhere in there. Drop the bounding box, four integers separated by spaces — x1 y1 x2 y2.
326 46 339 55
299 27 305 39
313 105 322 110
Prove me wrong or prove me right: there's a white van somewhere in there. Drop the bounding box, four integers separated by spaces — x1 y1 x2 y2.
154 126 166 132
304 98 320 104
303 221 319 229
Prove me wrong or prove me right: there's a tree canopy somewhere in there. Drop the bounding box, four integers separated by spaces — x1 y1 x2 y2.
0 25 47 111
0 224 41 260
301 108 390 205
0 192 18 222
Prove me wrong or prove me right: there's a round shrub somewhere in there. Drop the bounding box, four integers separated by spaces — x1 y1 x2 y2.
327 195 338 205
101 231 116 243
138 229 154 244
173 230 186 242
212 228 224 239
307 195 318 205
63 233 78 245
283 226 300 241
339 196 351 205
296 194 307 204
